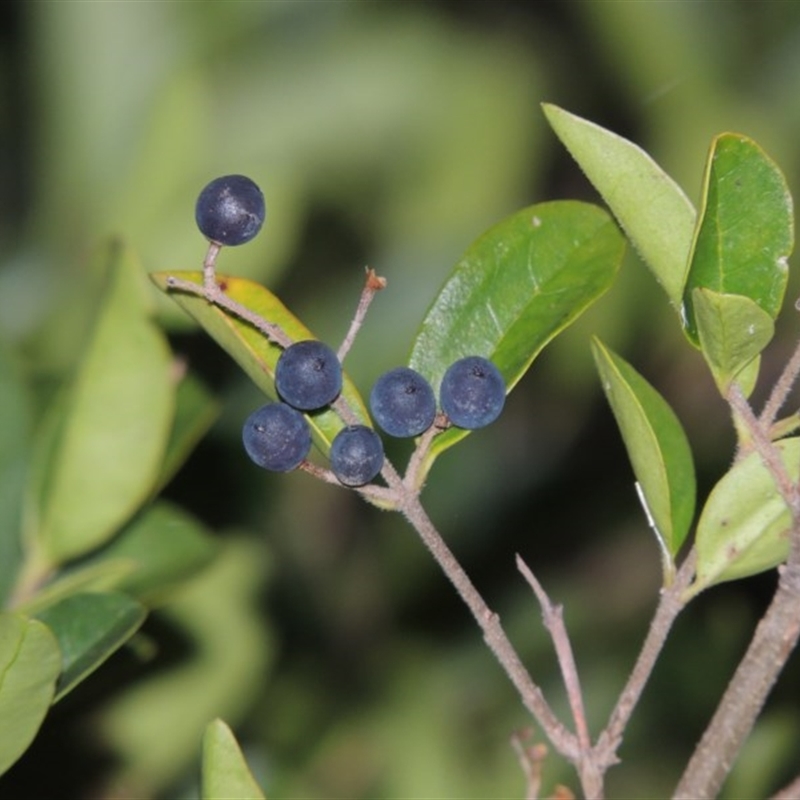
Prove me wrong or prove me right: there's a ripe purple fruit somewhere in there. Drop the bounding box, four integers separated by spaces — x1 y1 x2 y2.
369 367 436 438
275 340 343 411
242 402 311 472
440 356 505 429
330 425 384 487
195 175 265 246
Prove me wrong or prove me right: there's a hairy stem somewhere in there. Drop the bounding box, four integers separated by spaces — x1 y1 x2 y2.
760 332 800 430
166 274 293 348
727 384 798 510
674 381 800 798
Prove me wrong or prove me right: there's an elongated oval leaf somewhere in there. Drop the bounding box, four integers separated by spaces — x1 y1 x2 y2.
92 501 219 604
683 134 793 342
692 288 774 397
592 339 695 579
408 201 624 481
543 103 696 309
16 560 138 618
149 272 369 453
0 614 61 776
37 244 175 563
692 437 800 595
35 591 146 702
202 718 266 800
20 503 218 614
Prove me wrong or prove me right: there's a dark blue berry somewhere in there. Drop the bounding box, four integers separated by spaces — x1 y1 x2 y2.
195 175 265 246
440 356 505 429
242 402 311 472
330 425 384 487
275 340 343 411
369 367 436 437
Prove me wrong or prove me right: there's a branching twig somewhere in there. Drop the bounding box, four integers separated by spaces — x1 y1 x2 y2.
396 488 580 763
511 730 548 800
402 413 450 492
516 555 591 753
760 314 800 430
727 383 799 511
673 380 800 798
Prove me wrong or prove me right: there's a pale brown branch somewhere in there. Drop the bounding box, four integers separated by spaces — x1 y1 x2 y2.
516 555 591 753
727 383 799 512
166 274 293 348
511 731 548 800
760 330 800 430
337 268 387 362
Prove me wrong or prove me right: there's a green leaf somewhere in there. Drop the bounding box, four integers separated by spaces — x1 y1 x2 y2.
408 201 624 483
592 339 695 579
693 288 774 396
543 103 696 309
35 591 146 702
37 243 175 563
154 372 219 493
683 134 793 342
0 342 32 604
692 437 800 595
92 501 219 604
0 614 61 776
21 501 218 615
15 560 138 618
149 272 369 454
202 718 266 800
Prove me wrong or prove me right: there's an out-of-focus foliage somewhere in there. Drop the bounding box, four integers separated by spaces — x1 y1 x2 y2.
2 2 800 799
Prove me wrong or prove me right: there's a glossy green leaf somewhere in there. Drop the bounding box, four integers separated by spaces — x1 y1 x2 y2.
35 591 146 702
683 134 793 341
150 272 369 453
37 244 175 563
693 288 774 396
408 201 624 482
155 372 219 493
692 437 800 595
202 718 266 800
543 103 696 309
592 339 695 579
0 614 61 776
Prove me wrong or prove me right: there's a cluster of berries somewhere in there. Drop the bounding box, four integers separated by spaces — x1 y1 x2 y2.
242 345 505 486
194 175 506 489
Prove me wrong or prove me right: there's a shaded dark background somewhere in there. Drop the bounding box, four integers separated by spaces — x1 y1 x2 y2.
2 1 800 798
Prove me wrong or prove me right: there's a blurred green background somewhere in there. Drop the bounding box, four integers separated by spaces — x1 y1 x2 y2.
2 1 800 798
